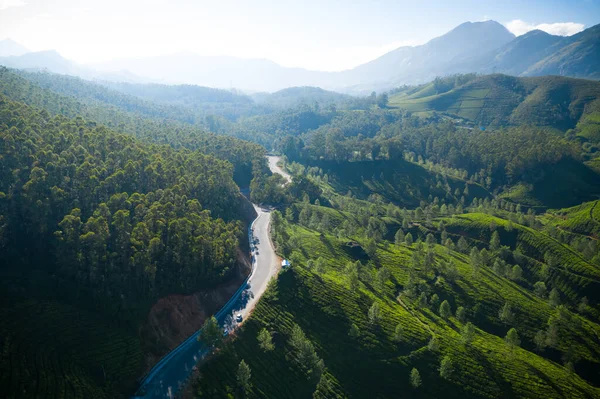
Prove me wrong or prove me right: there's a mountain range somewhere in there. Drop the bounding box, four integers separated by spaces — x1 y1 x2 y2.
0 20 598 92
0 38 29 57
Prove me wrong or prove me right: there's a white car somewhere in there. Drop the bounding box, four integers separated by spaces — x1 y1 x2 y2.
235 313 243 322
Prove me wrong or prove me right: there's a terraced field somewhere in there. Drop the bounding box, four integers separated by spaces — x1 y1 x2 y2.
443 213 600 302
390 87 491 121
0 299 143 399
546 201 600 237
195 218 600 398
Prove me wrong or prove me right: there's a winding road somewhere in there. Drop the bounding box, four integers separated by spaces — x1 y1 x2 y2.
268 155 292 183
132 156 285 398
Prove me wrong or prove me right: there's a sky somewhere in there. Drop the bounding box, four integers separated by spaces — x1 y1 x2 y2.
0 0 599 71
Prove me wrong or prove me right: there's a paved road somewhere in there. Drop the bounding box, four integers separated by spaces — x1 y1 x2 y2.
132 164 282 398
268 155 292 183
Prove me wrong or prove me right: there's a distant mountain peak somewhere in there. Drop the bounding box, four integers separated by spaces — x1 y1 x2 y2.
520 29 554 38
446 19 515 37
457 20 506 28
0 38 29 57
1 20 598 92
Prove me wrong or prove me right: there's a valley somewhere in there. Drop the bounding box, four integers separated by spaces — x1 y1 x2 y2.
1 5 600 399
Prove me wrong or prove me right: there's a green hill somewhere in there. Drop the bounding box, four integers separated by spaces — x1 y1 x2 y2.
194 205 600 398
545 201 600 237
252 86 351 109
389 74 600 131
442 213 600 302
0 88 256 397
0 67 266 186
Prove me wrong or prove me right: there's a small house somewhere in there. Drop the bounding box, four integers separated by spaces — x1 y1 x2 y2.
281 259 291 268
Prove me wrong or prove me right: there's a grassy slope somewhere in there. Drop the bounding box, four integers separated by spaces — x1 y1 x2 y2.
545 200 600 237
195 211 600 398
443 213 600 302
388 75 600 131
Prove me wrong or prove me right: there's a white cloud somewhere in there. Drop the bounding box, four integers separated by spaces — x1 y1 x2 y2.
505 20 585 37
0 0 26 11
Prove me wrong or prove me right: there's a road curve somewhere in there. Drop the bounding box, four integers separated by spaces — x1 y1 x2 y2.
268 155 292 183
132 161 283 398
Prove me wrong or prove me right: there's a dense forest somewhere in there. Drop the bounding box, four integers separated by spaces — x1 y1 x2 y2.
0 69 273 398
0 67 267 186
0 92 251 317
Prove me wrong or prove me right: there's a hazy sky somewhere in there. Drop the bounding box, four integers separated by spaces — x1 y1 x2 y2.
1 0 599 71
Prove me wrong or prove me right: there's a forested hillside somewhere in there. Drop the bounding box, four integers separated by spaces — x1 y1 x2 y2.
0 65 286 397
0 91 259 396
195 163 600 398
272 107 600 209
0 67 267 186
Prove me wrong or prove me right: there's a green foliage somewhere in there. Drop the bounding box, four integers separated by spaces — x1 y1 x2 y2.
405 232 414 246
257 328 274 352
368 302 381 325
534 281 548 298
196 218 600 398
393 323 403 342
505 328 521 351
498 302 515 325
439 356 454 380
237 360 252 393
0 299 142 398
201 316 223 349
289 324 325 381
546 200 600 237
348 323 360 338
549 288 561 307
461 322 476 345
439 300 452 319
444 213 600 303
0 68 267 187
456 306 467 323
4 64 600 399
410 368 422 388
490 230 501 251
0 94 249 315
427 336 440 352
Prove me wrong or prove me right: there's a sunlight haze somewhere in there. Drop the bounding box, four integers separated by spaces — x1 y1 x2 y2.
0 0 597 71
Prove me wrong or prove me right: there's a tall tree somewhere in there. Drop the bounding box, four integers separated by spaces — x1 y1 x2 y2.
498 302 514 325
257 328 274 352
505 328 520 354
490 231 501 251
410 368 422 388
237 359 252 393
440 300 452 319
200 316 223 349
368 302 381 325
462 322 476 345
439 356 454 380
